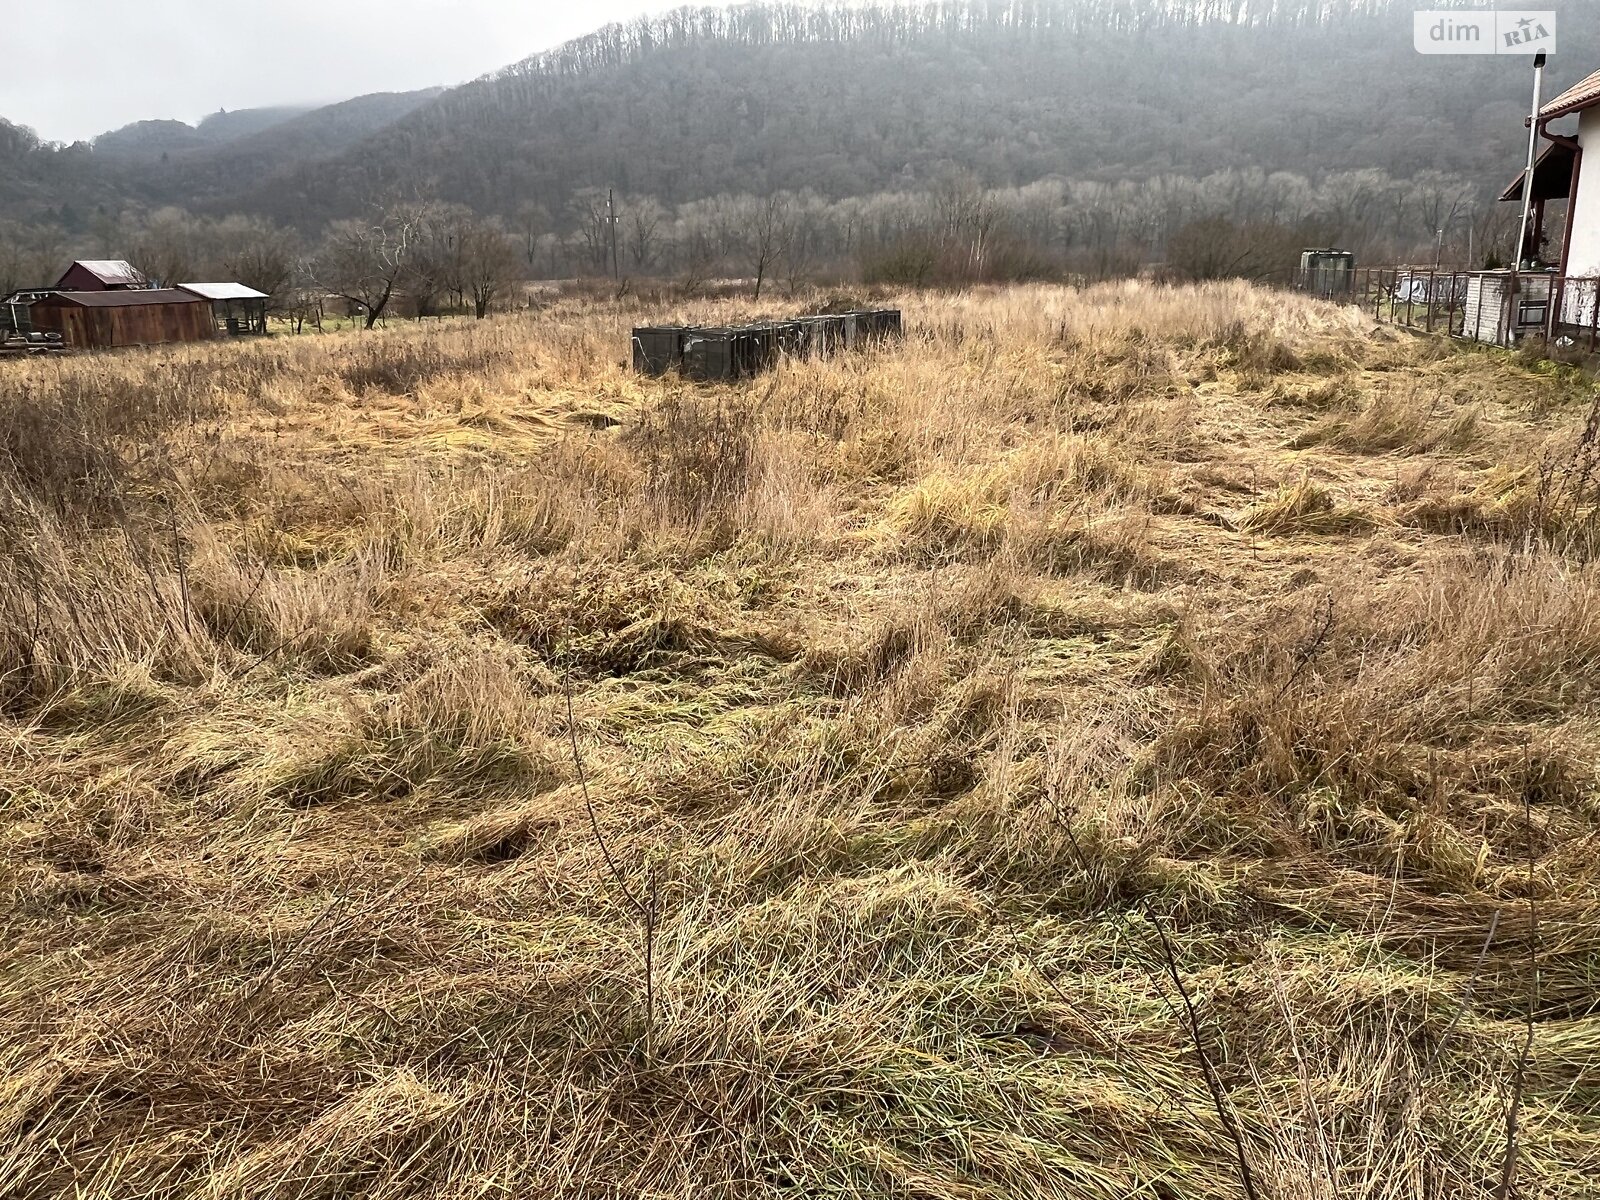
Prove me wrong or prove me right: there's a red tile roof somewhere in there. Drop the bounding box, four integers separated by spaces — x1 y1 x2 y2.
1542 68 1600 120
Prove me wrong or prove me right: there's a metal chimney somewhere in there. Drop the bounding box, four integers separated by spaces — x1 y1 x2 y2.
1514 52 1548 272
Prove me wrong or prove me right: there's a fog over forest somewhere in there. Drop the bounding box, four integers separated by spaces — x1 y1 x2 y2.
1 0 1593 299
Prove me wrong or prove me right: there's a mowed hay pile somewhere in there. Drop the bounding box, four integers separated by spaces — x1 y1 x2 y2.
3 282 1599 1199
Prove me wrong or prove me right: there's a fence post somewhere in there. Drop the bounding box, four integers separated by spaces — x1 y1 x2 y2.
1580 280 1593 355
1507 269 1518 348
1426 272 1436 333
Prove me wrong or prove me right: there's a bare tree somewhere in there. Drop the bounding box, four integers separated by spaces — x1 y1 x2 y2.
743 193 793 301
0 220 63 297
312 206 421 329
214 216 299 310
569 189 614 274
515 201 550 269
127 206 200 287
459 217 519 318
1167 215 1296 282
402 204 472 317
626 195 667 271
282 258 324 334
934 175 1002 278
782 204 821 295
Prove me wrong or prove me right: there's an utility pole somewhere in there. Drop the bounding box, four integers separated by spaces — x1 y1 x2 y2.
607 188 621 280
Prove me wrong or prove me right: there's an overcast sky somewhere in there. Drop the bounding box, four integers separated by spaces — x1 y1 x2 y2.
0 1 674 144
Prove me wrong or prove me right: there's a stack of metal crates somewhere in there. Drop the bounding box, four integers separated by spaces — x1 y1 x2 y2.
633 308 902 382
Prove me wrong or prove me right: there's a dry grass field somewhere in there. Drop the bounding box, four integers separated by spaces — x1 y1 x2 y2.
2 282 1598 1199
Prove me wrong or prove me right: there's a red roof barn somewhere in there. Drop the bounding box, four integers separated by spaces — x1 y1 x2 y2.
54 260 149 291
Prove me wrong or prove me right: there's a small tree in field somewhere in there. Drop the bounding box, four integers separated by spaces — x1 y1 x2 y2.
460 217 519 318
744 193 793 301
312 206 422 329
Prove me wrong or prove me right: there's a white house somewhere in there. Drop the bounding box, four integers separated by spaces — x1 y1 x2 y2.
1475 67 1600 343
1525 67 1600 277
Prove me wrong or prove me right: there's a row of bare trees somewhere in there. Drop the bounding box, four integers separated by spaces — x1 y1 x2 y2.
487 0 1403 92
534 166 1509 289
0 202 524 329
0 209 299 303
0 160 1520 322
313 203 520 327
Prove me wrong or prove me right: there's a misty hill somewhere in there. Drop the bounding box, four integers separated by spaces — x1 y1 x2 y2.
2 0 1596 236
91 119 210 160
209 0 1598 229
0 89 442 224
92 106 315 160
127 89 446 210
194 105 316 145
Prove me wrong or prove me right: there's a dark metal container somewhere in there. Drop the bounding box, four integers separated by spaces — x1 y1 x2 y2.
843 308 903 346
682 328 736 381
793 314 848 358
632 326 690 376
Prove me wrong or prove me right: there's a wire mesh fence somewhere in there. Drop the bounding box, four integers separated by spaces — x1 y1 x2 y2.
1291 267 1600 351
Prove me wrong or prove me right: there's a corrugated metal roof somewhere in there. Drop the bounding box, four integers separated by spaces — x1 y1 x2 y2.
1542 68 1600 120
36 289 207 308
179 282 270 301
64 260 148 287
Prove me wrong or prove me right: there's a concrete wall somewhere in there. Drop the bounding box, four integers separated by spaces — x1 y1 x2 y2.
1567 107 1600 278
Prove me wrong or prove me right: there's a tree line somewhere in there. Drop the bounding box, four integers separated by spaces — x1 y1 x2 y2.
257 0 1586 236
0 203 521 328
0 155 1525 327
3 0 1590 244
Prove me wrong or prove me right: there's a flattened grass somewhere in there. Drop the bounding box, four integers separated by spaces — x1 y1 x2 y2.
2 282 1597 1199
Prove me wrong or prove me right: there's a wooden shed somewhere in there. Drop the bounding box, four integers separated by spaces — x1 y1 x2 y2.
54 260 149 291
29 289 216 350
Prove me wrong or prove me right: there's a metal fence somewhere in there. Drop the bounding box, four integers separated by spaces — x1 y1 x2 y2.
1293 267 1600 351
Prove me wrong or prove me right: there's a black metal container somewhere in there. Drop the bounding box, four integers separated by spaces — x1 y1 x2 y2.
632 326 690 376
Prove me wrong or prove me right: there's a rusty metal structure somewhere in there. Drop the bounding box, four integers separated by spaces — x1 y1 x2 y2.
633 308 902 381
632 326 690 374
0 299 64 357
28 289 217 351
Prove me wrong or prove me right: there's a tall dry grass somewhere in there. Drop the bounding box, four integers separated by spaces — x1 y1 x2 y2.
2 281 1597 1199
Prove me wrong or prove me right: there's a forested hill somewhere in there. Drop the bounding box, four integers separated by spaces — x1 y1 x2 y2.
1 0 1595 234
207 0 1598 228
